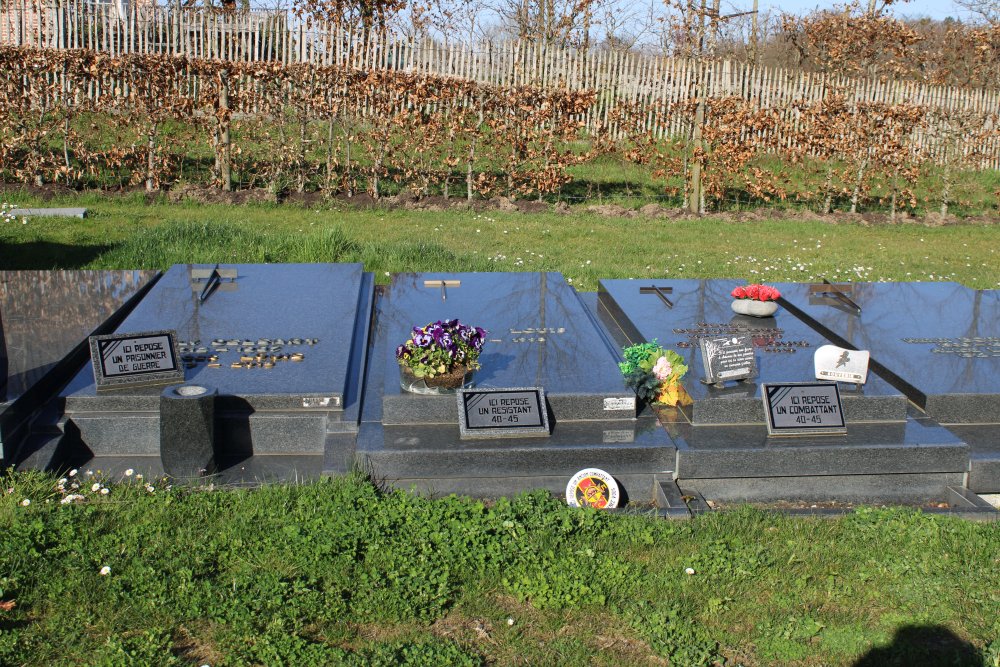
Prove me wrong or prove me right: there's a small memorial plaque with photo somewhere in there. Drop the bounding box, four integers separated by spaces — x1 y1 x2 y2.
700 334 756 386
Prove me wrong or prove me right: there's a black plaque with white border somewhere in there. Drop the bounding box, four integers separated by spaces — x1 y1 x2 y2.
89 329 183 391
700 334 756 386
763 382 847 437
458 387 550 439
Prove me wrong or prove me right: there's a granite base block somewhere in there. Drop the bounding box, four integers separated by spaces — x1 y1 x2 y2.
71 413 160 456
216 412 329 456
215 455 325 485
671 418 969 480
684 472 967 504
382 391 636 425
686 392 908 425
926 394 1000 425
942 424 1000 493
371 472 660 504
356 418 675 479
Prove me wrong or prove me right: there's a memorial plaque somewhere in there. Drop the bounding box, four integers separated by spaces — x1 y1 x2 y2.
596 279 907 424
814 344 869 384
699 334 756 385
779 281 1000 423
458 387 550 438
89 330 182 390
763 382 847 436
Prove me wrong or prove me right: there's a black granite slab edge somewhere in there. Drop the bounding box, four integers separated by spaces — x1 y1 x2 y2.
925 394 1000 425
2 271 161 464
681 472 967 504
594 288 642 348
355 419 675 478
573 291 629 360
338 271 376 426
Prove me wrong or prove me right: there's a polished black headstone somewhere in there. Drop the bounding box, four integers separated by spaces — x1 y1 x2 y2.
1 270 156 460
379 272 636 425
778 282 1000 424
356 272 674 500
59 263 373 460
597 279 907 424
1 270 156 405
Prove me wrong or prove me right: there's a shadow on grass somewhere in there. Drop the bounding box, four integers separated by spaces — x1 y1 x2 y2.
853 625 985 667
0 241 112 270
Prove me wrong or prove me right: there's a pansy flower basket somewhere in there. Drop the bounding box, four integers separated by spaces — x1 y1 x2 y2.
619 341 691 407
396 319 488 390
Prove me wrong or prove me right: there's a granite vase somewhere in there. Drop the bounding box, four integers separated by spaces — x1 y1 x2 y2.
731 299 779 318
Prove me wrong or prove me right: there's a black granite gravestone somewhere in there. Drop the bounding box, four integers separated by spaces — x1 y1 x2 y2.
597 279 907 424
356 272 674 498
592 278 972 503
54 263 374 480
778 281 1000 494
778 281 1000 424
0 270 157 463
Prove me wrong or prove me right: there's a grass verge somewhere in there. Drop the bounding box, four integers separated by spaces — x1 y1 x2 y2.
0 195 997 289
1 471 998 666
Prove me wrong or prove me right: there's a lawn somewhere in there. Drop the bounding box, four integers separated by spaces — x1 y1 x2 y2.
1 193 998 289
2 471 998 666
1 193 999 666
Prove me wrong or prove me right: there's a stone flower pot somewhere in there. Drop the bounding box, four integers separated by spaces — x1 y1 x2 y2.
731 299 779 318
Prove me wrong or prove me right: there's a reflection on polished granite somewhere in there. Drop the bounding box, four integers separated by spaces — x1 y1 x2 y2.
1 270 156 405
778 282 1000 423
61 264 369 412
597 279 907 424
378 272 634 424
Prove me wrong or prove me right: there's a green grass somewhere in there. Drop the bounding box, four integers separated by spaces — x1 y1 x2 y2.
1 471 998 666
1 194 998 288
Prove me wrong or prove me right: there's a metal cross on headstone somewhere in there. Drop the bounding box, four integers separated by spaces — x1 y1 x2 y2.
639 285 674 309
189 265 238 303
809 279 861 314
423 279 461 301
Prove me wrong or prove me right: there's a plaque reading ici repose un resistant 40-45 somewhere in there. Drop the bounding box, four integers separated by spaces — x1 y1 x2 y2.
458 387 550 439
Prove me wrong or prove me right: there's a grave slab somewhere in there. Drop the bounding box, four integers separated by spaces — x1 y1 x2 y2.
56 264 373 466
1 270 156 461
379 272 636 424
665 416 969 480
596 279 907 425
355 272 675 499
778 281 1000 424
